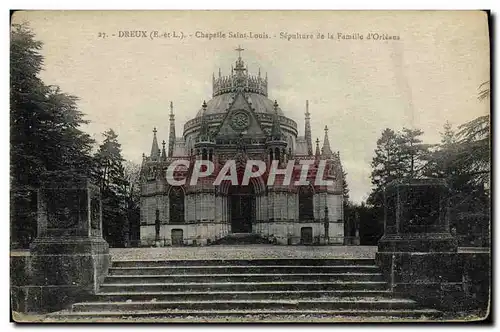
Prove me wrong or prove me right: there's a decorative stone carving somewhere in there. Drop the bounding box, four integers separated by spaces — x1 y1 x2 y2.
230 110 250 131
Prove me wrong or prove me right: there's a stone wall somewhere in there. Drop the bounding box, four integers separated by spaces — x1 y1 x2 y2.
376 251 490 317
140 221 344 246
140 222 231 246
140 187 345 245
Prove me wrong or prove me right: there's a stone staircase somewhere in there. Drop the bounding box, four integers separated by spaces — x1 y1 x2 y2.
53 258 441 321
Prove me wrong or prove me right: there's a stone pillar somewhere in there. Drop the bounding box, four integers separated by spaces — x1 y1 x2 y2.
28 177 110 313
378 179 457 252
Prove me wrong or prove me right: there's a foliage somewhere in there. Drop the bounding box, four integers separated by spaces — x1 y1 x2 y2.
341 169 349 205
367 127 431 208
364 81 490 246
124 161 142 246
478 81 490 101
398 128 433 179
456 115 490 188
10 24 94 247
92 129 131 247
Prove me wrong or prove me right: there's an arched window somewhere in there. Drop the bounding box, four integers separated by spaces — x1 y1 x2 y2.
298 186 314 221
269 149 274 161
209 149 213 162
202 148 207 160
169 186 185 223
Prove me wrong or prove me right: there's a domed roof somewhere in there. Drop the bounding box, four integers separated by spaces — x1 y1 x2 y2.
195 92 284 117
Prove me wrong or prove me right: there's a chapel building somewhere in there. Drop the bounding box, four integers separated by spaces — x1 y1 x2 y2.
140 50 345 246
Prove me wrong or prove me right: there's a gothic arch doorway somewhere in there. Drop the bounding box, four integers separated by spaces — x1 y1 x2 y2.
228 182 255 233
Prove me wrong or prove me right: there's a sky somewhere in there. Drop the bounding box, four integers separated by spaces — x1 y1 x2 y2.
12 10 490 203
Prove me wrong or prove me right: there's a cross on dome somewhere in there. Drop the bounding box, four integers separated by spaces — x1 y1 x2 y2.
234 46 247 75
235 45 245 58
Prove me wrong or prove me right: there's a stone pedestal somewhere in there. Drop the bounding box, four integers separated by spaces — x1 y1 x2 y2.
27 177 110 313
378 179 457 252
373 179 490 314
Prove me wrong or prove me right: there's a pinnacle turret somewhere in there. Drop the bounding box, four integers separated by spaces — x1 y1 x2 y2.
168 101 176 157
150 127 159 161
322 125 333 158
198 100 211 141
315 138 321 157
305 100 313 156
270 100 283 140
161 140 166 161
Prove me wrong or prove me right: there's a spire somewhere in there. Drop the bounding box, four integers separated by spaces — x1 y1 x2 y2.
305 100 313 156
168 101 176 157
270 100 282 140
315 138 321 157
199 100 210 140
161 140 166 161
150 127 159 160
322 125 333 158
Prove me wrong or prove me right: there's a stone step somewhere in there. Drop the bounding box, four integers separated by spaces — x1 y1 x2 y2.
111 258 376 268
95 290 394 301
108 265 381 275
105 273 384 283
72 298 419 312
54 308 442 319
98 281 388 292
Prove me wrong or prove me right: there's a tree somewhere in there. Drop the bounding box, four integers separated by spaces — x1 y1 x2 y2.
456 115 490 188
92 129 129 247
420 83 490 246
478 81 490 101
10 24 94 247
367 128 402 207
123 161 141 246
341 169 350 205
440 121 457 146
399 128 431 179
423 122 459 179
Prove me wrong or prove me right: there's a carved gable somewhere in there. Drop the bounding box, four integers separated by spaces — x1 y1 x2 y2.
215 92 265 138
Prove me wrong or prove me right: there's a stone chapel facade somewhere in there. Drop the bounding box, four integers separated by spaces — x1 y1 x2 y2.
139 50 345 246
